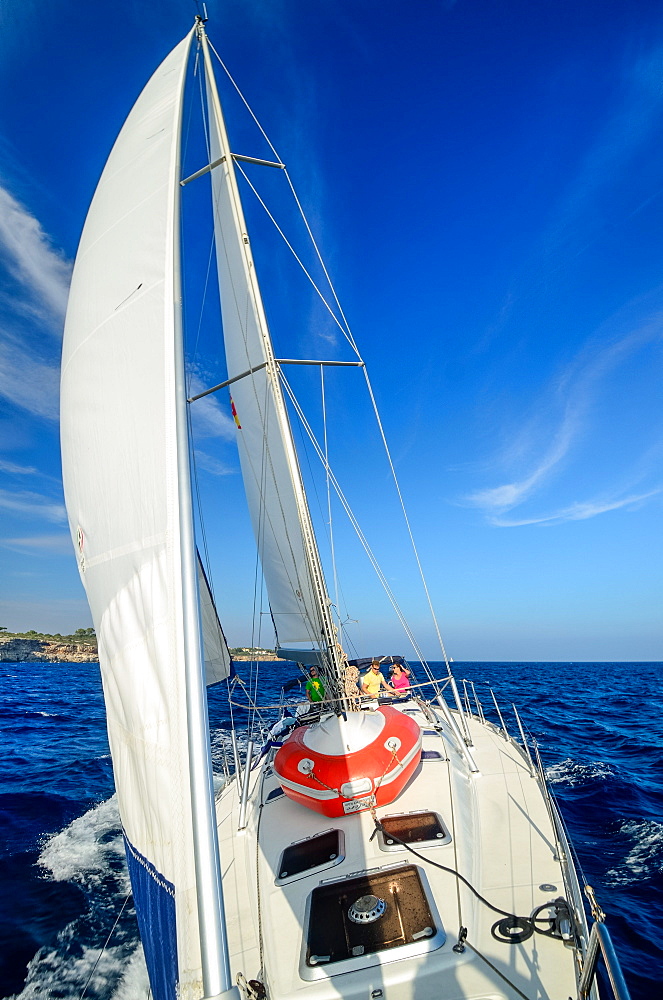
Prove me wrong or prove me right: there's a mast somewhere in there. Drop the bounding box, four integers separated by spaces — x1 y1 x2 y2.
174 30 234 997
197 21 348 706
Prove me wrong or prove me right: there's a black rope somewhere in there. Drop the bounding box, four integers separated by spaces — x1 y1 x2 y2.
370 817 569 937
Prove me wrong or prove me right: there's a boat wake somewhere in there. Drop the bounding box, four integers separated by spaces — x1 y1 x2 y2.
7 797 147 1000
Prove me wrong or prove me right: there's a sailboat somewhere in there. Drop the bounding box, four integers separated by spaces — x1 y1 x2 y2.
60 17 630 1000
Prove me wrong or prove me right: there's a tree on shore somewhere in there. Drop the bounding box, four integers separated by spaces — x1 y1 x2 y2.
0 626 97 643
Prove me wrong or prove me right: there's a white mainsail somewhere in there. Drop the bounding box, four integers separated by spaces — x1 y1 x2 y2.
201 41 332 653
60 29 226 1000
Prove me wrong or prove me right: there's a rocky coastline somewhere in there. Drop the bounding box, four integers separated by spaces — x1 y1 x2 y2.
0 636 286 664
0 637 99 663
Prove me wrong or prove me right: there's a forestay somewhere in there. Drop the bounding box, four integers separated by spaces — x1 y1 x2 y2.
60 30 213 1000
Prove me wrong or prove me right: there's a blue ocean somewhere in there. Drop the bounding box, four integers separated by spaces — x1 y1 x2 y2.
1 659 661 998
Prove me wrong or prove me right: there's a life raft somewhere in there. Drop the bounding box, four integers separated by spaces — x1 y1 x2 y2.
273 706 422 817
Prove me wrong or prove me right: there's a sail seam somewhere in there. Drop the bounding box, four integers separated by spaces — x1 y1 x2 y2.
125 836 176 898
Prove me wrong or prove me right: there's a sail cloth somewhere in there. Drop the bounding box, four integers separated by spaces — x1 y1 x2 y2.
204 61 327 650
60 31 206 1000
198 552 234 684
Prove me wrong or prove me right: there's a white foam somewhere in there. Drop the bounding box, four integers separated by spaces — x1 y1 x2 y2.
546 758 614 787
109 943 150 999
605 818 663 886
9 937 148 1000
39 795 128 888
9 797 149 999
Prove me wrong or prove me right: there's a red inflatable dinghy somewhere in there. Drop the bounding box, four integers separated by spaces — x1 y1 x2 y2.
273 706 422 817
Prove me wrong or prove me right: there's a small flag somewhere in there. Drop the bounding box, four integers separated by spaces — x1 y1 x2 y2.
231 396 241 429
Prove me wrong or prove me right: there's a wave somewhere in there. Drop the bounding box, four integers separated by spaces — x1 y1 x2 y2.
39 796 127 886
605 818 663 887
9 937 149 1000
6 797 147 1000
546 757 615 787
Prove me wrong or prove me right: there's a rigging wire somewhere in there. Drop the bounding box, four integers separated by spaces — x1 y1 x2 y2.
187 34 242 745
227 675 452 713
287 372 354 657
360 366 453 673
248 379 274 741
233 161 361 357
205 37 454 687
205 45 453 677
208 39 361 357
320 365 343 643
78 892 132 1000
279 370 440 691
201 75 328 670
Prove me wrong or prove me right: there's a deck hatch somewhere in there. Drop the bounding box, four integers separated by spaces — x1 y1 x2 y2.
378 811 451 850
265 786 285 803
276 828 343 884
306 865 436 966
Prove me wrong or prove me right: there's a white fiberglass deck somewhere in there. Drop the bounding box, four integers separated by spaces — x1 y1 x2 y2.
215 699 583 1000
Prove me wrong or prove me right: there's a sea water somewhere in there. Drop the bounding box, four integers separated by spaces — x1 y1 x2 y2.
1 660 661 998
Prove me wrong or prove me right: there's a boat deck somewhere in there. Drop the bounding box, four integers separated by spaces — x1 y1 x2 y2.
215 699 583 1000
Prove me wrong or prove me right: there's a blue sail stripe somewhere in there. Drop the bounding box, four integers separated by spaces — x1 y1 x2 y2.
123 832 178 1000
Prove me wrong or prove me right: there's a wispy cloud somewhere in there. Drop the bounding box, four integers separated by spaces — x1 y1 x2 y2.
0 185 71 329
465 312 663 523
0 533 72 553
0 183 70 421
466 39 663 528
543 44 663 262
194 451 236 476
187 371 237 440
465 404 579 512
0 488 66 523
492 489 663 527
0 458 39 475
0 333 60 420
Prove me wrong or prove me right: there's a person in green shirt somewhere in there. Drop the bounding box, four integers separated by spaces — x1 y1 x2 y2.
305 666 325 703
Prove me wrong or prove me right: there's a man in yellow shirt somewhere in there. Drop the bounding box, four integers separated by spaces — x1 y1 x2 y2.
361 659 396 698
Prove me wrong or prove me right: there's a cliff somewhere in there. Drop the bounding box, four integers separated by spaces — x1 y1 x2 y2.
0 637 99 663
0 637 286 664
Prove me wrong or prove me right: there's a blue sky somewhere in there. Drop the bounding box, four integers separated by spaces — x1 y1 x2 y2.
0 0 661 660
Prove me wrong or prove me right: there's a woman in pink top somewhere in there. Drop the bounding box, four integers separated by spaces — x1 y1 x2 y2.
390 663 411 693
